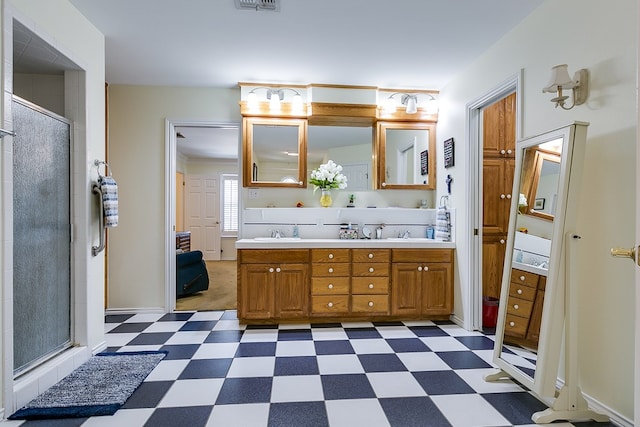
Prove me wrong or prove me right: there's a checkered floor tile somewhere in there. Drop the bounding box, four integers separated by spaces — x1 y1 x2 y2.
6 310 616 427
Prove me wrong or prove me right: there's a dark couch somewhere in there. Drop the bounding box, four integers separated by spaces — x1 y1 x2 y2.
176 250 209 297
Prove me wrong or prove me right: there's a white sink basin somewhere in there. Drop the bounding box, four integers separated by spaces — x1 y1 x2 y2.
385 237 433 241
253 237 302 241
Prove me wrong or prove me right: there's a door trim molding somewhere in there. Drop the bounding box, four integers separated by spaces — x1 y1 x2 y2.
164 119 240 312
465 70 523 331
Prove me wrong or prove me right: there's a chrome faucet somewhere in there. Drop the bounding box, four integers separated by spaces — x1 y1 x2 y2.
270 229 283 239
398 230 411 239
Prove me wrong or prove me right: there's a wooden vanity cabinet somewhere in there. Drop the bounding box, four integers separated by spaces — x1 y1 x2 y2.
504 268 546 348
311 249 351 316
238 249 309 320
351 249 390 315
391 249 453 318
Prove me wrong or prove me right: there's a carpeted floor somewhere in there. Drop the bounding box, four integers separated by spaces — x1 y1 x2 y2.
175 260 237 311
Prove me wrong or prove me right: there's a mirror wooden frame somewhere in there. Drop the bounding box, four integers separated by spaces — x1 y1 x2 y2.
489 122 589 398
242 117 307 188
375 121 436 190
521 148 561 221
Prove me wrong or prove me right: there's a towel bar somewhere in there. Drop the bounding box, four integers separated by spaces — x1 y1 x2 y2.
92 184 105 256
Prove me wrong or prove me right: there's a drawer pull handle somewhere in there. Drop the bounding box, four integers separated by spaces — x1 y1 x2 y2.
369 267 374 273
517 289 523 294
509 321 515 327
368 301 374 307
328 268 334 273
328 284 333 289
368 283 374 289
368 253 374 259
519 275 525 281
513 304 519 310
327 302 333 308
328 253 334 259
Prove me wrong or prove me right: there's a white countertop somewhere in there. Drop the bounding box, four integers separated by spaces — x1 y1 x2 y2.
236 238 456 249
512 261 548 276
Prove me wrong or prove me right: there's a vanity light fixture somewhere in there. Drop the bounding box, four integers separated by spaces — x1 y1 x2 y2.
246 87 303 112
383 92 438 115
542 64 589 110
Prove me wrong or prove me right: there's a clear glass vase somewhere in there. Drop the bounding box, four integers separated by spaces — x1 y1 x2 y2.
319 189 332 208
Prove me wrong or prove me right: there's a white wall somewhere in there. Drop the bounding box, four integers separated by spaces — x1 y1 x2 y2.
437 0 636 420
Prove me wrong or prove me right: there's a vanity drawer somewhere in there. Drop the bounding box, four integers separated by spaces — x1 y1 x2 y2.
312 277 350 295
352 249 390 263
509 283 537 301
312 263 350 277
351 295 389 313
506 296 534 318
392 249 453 263
312 249 350 263
352 277 389 294
510 269 540 288
312 295 349 314
504 313 528 338
352 262 389 277
239 249 309 263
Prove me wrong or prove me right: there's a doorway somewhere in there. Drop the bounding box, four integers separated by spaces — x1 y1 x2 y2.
467 72 522 331
165 120 240 312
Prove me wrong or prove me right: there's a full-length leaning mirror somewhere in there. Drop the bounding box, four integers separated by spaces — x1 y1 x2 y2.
488 122 589 398
242 117 307 187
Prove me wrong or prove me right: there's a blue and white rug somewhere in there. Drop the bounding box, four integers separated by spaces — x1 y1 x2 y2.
9 351 166 420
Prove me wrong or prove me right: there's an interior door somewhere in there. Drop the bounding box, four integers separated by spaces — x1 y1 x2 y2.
186 175 220 260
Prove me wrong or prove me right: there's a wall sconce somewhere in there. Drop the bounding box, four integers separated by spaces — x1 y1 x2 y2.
542 64 589 110
383 92 438 115
247 87 303 112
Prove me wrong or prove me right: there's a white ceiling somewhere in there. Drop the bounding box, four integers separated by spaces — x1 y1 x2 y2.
44 1 543 159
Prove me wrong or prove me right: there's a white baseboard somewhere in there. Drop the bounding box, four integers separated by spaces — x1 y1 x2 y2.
105 307 166 316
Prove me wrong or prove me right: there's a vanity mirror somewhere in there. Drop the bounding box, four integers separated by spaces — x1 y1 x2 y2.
308 125 374 191
376 121 436 189
488 122 588 399
242 117 307 187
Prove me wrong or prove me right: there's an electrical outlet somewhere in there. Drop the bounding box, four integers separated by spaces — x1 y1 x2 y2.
248 188 259 199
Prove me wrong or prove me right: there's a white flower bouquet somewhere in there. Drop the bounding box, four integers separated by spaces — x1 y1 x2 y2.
309 160 348 191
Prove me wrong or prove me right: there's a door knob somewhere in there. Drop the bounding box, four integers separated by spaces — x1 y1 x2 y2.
610 246 638 265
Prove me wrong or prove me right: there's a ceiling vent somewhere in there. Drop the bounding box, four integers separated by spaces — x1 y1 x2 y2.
234 0 280 11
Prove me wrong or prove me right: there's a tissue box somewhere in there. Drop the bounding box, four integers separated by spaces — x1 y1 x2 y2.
339 229 358 239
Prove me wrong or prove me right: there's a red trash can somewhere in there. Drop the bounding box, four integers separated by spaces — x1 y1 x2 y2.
482 296 499 328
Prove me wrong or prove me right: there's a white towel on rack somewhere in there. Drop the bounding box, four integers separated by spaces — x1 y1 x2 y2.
99 175 119 227
435 204 450 241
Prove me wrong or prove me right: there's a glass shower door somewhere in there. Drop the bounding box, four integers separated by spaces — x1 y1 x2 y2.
12 96 72 374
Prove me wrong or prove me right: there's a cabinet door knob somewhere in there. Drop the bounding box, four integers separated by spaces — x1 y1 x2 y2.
382 182 387 187
276 267 281 273
500 194 506 199
368 253 374 259
368 301 374 307
520 275 525 281
500 239 505 244
368 283 374 289
513 304 519 310
328 268 334 273
328 253 334 259
369 267 374 273
507 149 513 155
328 284 333 289
509 321 515 327
269 268 274 273
424 266 429 271
506 194 512 199
417 266 423 271
517 289 523 294
500 149 506 155
327 302 334 308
